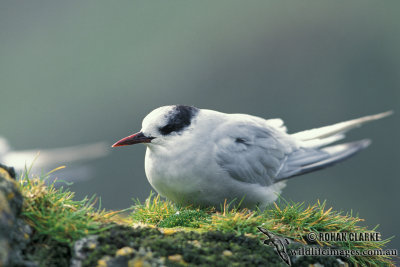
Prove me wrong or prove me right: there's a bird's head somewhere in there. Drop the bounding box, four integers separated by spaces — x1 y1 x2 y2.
112 105 199 148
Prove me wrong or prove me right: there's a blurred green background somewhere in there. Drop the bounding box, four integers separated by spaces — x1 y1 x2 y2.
1 1 399 250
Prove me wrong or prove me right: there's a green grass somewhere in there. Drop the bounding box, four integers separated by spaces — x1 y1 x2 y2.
17 167 395 266
19 166 119 244
130 194 395 266
130 192 212 228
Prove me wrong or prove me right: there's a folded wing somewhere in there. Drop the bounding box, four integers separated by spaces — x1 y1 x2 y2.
215 111 392 185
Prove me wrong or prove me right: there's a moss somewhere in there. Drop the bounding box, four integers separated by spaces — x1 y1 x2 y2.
22 233 71 267
74 224 348 267
157 209 210 228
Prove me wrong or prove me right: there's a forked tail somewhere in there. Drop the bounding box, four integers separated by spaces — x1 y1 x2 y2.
275 111 392 181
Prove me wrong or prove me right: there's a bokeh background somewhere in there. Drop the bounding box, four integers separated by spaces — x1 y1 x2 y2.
1 1 399 251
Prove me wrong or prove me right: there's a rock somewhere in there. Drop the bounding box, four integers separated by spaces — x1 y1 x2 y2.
222 250 233 257
70 236 99 267
0 163 34 267
69 224 350 267
70 232 166 267
115 247 136 257
167 254 183 263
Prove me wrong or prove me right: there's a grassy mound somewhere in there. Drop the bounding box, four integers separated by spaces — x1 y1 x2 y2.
18 168 395 266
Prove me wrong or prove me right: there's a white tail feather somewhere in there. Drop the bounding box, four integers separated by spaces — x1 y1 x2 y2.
300 134 345 148
274 111 393 182
292 111 393 141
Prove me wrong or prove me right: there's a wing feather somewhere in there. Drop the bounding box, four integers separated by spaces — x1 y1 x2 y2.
214 121 296 186
214 111 390 186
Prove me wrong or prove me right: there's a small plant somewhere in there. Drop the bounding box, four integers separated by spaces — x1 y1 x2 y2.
203 199 261 235
130 192 211 228
19 166 116 244
157 209 210 228
130 191 179 225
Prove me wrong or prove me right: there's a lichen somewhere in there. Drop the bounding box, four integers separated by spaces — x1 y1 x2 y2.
0 164 32 267
70 224 348 267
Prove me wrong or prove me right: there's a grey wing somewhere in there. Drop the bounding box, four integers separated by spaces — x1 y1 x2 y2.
214 122 296 186
215 114 374 185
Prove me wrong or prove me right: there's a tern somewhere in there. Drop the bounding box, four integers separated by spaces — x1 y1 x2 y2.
112 105 391 209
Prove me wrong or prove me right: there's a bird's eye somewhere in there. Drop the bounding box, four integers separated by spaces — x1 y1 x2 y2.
158 105 199 136
235 138 247 144
159 124 177 135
